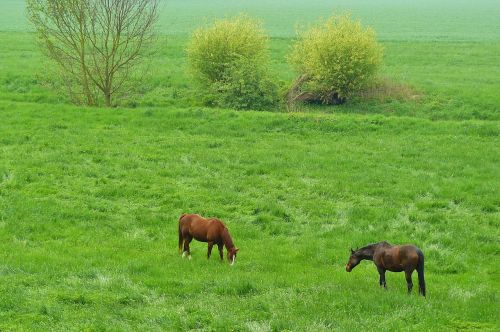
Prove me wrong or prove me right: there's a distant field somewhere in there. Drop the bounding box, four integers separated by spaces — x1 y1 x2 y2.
1 0 499 120
2 0 500 40
0 0 499 331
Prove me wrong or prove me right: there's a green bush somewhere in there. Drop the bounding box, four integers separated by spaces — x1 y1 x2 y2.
204 59 280 110
289 15 383 104
187 16 279 110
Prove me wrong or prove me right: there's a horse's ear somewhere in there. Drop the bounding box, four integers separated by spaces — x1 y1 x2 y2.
350 248 354 254
235 248 240 252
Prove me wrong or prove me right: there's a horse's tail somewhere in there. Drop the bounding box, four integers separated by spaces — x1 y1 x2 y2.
416 249 426 297
178 214 186 253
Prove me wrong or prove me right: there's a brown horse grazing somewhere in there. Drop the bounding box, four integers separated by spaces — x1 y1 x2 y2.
178 214 239 265
346 241 426 296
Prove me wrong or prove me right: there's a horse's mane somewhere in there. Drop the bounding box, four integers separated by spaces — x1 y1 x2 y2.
221 226 235 249
358 241 391 251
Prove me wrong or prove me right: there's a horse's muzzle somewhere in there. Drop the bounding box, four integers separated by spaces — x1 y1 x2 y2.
346 264 351 272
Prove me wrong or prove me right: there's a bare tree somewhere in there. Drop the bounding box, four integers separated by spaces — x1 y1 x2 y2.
27 0 159 107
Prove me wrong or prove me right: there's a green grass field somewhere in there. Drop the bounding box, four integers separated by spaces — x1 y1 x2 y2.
0 0 499 331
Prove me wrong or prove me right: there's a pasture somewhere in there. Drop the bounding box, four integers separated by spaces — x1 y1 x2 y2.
0 0 499 330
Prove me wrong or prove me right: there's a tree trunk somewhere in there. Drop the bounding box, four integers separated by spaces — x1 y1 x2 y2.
82 70 95 106
104 91 111 107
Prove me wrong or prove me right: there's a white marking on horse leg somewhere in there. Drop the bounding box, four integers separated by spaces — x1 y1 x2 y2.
182 251 188 258
188 255 192 260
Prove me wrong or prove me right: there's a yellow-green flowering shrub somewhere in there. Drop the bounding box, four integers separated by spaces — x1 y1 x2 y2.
289 15 383 104
187 16 278 110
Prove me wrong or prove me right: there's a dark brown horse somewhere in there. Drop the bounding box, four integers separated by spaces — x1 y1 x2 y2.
178 214 239 264
346 241 426 296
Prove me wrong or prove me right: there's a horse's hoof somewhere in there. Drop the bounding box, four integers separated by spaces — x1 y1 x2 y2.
188 255 192 260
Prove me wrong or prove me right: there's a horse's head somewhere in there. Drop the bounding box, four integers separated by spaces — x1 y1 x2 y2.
227 247 239 265
346 248 361 272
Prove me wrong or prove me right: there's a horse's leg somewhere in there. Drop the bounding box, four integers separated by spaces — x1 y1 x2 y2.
183 236 192 259
217 243 224 261
207 242 214 259
377 266 387 289
405 270 414 294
